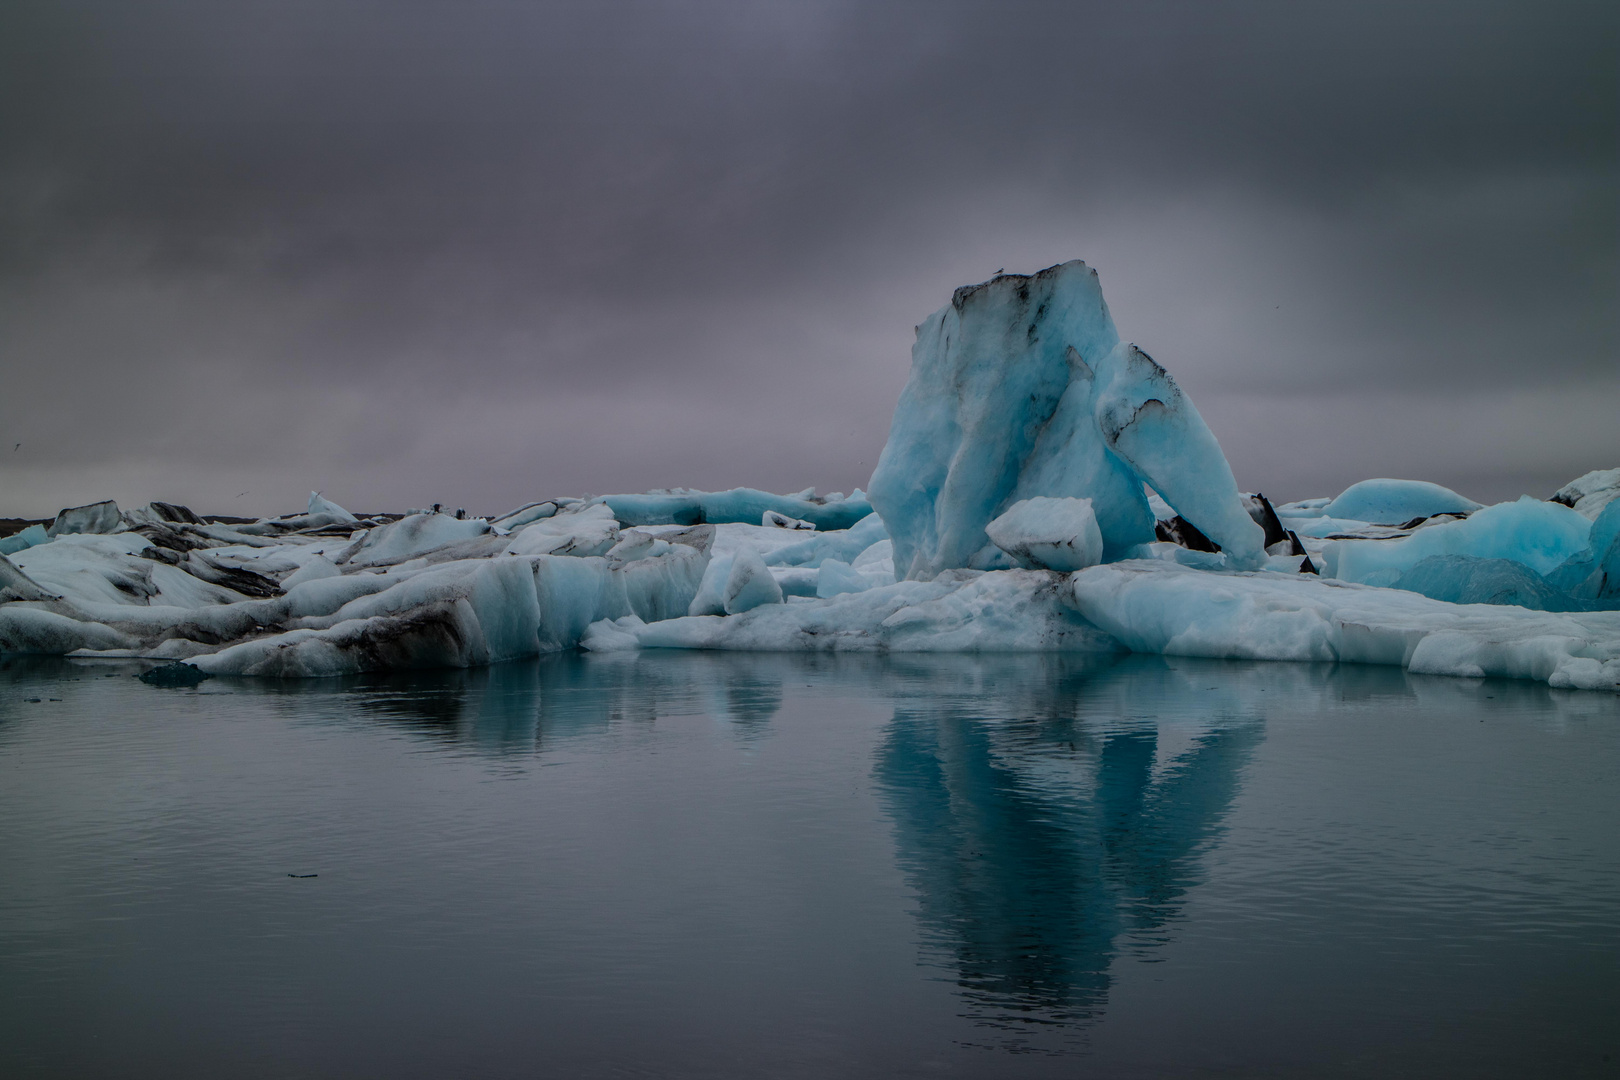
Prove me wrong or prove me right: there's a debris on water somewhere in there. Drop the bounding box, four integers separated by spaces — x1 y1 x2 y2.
287 873 318 879
138 663 212 688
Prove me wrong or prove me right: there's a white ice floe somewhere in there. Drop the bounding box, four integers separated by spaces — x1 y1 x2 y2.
1067 560 1620 692
628 568 1115 654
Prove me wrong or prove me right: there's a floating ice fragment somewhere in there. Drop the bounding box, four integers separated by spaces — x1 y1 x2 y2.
985 498 1104 572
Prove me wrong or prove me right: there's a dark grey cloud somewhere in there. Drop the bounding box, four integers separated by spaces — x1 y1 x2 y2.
1 0 1614 515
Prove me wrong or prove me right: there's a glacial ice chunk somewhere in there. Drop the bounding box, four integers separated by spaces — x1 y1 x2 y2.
985 497 1104 572
308 492 358 524
48 501 123 537
1326 497 1592 585
0 524 49 556
504 503 620 559
1551 468 1620 520
867 261 1264 580
763 513 889 569
762 510 815 530
1322 479 1482 525
815 558 879 599
1392 555 1589 612
721 547 783 614
337 512 494 566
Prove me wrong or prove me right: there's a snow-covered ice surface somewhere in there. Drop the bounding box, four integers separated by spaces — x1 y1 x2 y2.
1 262 1617 692
1068 560 1620 692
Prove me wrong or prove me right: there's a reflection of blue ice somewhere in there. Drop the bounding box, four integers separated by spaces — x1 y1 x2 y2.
876 656 1263 1039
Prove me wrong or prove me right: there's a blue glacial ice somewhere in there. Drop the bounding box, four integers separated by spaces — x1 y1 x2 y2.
1322 479 1482 525
866 261 1264 579
1325 498 1593 586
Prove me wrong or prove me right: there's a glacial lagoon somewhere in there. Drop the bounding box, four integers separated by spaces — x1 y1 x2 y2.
1 652 1615 1078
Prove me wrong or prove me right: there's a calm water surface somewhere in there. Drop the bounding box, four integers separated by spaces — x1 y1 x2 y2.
1 652 1616 1078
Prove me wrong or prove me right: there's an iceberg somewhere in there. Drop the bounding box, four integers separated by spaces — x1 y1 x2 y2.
1322 479 1482 526
867 262 1264 579
1326 498 1592 586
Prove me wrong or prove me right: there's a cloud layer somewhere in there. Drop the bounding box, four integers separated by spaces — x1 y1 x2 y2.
2 0 1614 516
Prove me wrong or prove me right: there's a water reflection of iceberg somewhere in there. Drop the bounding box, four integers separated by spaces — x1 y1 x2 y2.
875 655 1263 1040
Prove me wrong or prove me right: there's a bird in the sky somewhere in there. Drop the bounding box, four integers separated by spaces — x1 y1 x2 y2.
12 443 18 451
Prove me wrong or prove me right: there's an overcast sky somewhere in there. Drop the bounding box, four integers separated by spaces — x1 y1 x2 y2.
2 0 1614 518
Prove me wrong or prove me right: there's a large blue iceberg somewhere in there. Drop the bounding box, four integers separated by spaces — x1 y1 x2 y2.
867 262 1265 577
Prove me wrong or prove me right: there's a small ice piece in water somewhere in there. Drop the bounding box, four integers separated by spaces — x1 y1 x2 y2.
985 498 1104 572
580 614 647 652
762 510 815 530
721 547 784 614
1322 479 1482 526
